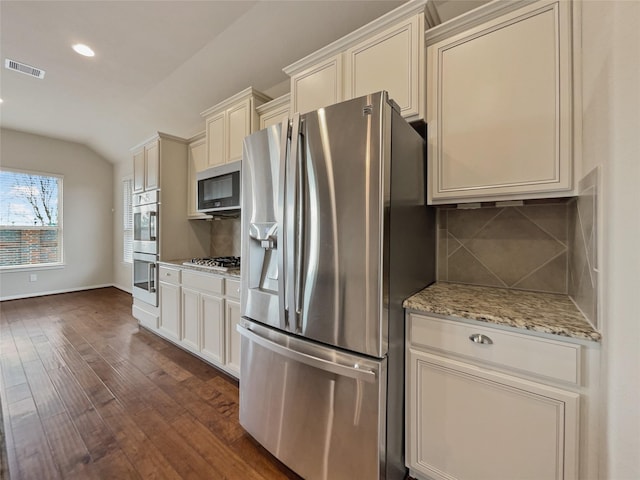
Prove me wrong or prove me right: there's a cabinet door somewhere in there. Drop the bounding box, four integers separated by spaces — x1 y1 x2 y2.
345 14 424 121
407 349 579 480
181 287 200 351
427 0 572 203
201 293 224 365
291 54 343 115
259 101 290 130
225 299 241 377
187 138 207 217
159 282 181 341
133 149 145 193
206 111 226 168
227 99 251 163
145 141 160 191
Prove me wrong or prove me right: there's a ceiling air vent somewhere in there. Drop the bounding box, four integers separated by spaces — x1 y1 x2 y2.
4 58 45 79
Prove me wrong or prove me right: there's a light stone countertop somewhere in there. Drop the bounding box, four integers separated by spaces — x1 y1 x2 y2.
158 259 241 279
404 282 601 342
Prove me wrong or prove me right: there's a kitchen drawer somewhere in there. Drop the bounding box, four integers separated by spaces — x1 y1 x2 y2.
158 266 181 285
182 270 224 295
409 313 581 385
226 279 241 300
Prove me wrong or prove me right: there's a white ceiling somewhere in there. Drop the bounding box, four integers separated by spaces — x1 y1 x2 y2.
0 0 484 165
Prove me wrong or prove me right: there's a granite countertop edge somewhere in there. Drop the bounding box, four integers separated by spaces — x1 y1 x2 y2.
404 282 601 343
158 259 241 279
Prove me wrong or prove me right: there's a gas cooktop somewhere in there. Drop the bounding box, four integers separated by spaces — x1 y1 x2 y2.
183 256 240 272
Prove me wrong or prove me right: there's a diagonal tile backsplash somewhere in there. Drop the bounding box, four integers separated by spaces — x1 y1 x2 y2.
568 167 599 328
437 202 570 294
436 169 599 329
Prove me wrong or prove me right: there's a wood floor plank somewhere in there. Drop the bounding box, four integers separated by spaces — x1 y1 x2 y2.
96 398 183 480
149 369 246 445
132 407 214 480
21 359 67 419
170 412 270 480
0 288 302 480
6 397 62 480
40 411 92 477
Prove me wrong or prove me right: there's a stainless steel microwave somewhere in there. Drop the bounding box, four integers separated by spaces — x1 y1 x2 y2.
196 160 241 213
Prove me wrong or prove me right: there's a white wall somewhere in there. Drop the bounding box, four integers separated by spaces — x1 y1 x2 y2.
112 159 133 292
0 128 114 299
581 1 640 478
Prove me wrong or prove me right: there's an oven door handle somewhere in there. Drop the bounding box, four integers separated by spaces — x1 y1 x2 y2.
149 211 157 242
148 263 156 293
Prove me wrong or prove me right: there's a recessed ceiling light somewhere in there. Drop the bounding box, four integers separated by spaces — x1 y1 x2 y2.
72 44 95 57
0 98 3 104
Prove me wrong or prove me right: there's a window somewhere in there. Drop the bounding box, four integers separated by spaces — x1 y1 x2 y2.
0 169 63 267
123 177 133 263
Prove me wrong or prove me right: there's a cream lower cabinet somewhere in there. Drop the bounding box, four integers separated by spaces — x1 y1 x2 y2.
158 266 181 341
180 287 201 352
181 270 225 366
426 0 574 203
224 279 241 377
406 313 580 480
199 292 225 365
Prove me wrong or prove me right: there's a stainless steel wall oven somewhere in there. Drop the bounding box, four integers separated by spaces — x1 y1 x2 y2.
132 190 159 306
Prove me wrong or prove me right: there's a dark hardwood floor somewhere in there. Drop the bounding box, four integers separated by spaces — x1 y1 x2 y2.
0 287 302 480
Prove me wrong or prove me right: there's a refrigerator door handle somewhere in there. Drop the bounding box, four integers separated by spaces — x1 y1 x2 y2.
277 118 291 330
293 119 305 331
286 113 302 333
237 324 377 383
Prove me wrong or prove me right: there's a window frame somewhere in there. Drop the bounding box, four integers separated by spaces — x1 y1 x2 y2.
123 176 133 264
0 167 64 270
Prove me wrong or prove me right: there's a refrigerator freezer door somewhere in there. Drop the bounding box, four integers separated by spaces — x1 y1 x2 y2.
294 92 390 358
238 320 386 480
242 121 288 331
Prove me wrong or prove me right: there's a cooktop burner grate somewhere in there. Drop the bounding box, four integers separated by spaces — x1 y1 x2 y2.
183 256 240 271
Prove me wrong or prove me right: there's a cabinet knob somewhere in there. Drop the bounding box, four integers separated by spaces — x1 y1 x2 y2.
469 333 493 345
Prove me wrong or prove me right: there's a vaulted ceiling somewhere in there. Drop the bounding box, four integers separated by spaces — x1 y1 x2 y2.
0 1 484 164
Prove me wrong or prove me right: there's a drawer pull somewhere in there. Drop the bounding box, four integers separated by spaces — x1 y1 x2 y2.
469 333 493 345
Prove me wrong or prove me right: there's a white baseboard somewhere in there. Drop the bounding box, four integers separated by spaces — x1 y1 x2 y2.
0 283 120 301
113 283 133 294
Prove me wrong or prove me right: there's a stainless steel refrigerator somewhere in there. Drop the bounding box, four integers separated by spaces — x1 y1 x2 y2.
239 91 435 480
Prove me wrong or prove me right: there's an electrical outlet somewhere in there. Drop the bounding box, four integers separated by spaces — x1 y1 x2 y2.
29 274 37 282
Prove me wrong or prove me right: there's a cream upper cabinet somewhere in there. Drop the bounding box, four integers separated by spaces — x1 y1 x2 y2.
201 87 270 168
132 139 159 193
257 94 291 130
205 111 225 168
187 133 207 219
284 0 431 119
227 99 251 163
426 0 574 204
345 13 425 122
130 133 210 260
290 54 343 115
132 149 145 193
